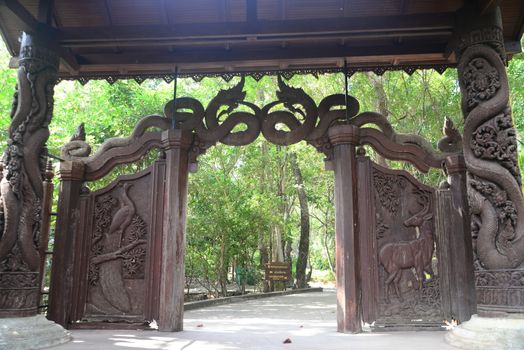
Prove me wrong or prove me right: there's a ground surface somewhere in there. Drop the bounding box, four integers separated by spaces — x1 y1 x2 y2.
52 289 456 350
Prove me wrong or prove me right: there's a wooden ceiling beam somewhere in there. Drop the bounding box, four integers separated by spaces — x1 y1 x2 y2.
56 13 455 46
60 30 451 48
75 42 448 66
0 0 40 34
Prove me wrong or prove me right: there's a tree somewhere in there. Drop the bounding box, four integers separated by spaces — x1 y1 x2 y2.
290 152 310 288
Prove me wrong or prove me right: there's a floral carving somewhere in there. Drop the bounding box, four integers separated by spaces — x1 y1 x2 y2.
122 214 148 278
122 245 147 278
373 170 406 213
462 57 500 111
471 110 521 187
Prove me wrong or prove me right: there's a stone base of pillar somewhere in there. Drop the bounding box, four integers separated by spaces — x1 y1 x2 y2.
445 314 524 350
0 315 71 350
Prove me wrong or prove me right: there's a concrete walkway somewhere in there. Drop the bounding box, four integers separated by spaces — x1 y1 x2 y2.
52 289 456 350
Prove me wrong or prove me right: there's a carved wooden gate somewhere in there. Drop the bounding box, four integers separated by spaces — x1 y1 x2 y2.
47 78 476 333
69 161 166 324
358 159 447 328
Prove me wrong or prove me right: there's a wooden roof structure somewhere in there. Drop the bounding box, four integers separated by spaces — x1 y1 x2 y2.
0 0 523 80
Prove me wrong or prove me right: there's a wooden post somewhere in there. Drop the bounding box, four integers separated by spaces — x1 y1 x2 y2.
158 129 192 332
445 155 476 321
47 160 85 327
328 124 361 333
37 161 55 310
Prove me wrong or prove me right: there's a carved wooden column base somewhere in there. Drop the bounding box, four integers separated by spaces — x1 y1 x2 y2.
158 129 192 332
328 124 362 333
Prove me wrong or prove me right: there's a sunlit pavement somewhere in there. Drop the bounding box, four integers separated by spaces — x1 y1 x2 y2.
53 289 455 350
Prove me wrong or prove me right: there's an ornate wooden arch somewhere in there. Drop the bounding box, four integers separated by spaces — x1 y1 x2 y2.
61 77 462 175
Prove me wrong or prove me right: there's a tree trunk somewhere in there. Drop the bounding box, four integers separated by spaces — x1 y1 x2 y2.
323 225 335 273
366 72 389 168
219 235 227 297
290 153 310 289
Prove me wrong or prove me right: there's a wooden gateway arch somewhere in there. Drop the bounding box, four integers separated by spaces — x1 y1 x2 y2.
0 0 523 347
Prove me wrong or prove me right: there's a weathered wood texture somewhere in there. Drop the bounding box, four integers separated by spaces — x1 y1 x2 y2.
158 129 191 332
37 161 54 310
329 125 361 333
47 161 85 325
438 155 477 321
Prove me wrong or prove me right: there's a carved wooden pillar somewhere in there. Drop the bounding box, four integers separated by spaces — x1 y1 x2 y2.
455 5 524 314
158 129 192 332
47 161 85 327
0 32 59 318
328 124 361 333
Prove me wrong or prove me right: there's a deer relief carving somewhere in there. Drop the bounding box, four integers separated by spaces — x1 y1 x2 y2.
378 190 435 303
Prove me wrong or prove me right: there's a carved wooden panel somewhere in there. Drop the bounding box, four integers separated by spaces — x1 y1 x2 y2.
70 160 166 325
358 157 444 328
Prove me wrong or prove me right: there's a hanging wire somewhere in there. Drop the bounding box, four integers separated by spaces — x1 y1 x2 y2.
172 66 179 129
344 59 350 122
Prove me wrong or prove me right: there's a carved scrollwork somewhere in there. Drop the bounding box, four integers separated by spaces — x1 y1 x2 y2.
471 109 521 186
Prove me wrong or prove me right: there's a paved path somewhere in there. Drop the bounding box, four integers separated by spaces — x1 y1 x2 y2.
53 289 456 350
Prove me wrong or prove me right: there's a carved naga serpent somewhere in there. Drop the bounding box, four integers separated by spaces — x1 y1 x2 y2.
0 62 56 271
459 45 524 269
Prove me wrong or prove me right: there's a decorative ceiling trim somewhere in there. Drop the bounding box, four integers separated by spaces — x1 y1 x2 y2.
56 64 455 85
